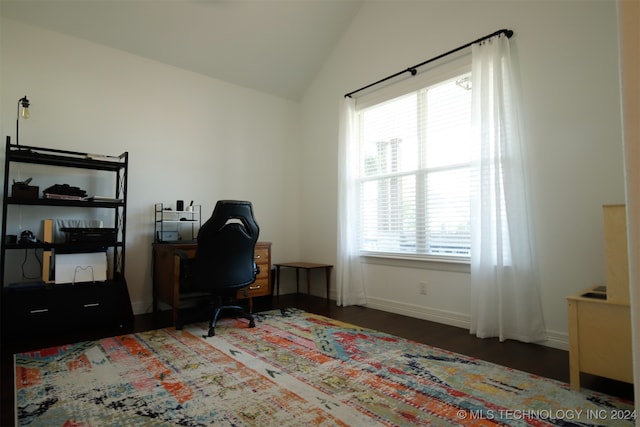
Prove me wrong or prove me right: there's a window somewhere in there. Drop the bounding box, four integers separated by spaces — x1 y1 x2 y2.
356 68 472 260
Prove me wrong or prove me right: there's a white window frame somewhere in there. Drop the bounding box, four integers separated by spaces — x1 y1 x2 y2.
353 55 472 263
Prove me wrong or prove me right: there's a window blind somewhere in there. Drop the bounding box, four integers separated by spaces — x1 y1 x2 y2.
356 71 472 260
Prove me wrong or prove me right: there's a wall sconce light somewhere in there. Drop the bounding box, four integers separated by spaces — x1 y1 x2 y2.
16 95 30 146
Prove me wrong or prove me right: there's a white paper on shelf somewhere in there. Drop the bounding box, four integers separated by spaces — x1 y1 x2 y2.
55 252 107 284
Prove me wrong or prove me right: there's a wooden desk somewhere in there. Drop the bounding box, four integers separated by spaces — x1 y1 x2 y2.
153 242 271 326
566 287 632 390
274 262 333 301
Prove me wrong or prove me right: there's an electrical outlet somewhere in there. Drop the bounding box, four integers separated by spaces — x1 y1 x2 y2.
419 282 428 295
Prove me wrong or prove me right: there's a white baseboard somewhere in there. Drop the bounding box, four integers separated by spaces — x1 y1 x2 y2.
364 296 471 329
362 296 569 351
541 329 569 351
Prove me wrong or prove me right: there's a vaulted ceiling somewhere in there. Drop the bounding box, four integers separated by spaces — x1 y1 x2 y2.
1 0 363 100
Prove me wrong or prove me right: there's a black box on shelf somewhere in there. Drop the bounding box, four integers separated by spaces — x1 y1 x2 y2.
60 227 117 243
12 183 39 199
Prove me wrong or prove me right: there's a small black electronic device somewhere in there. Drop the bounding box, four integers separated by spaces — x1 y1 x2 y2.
176 200 184 211
19 230 38 244
60 227 117 243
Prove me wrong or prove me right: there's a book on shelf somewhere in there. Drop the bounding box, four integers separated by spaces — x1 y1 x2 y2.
82 195 124 203
42 219 54 284
86 154 122 162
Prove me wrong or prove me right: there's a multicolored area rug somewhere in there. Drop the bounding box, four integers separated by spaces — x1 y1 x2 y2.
15 309 635 426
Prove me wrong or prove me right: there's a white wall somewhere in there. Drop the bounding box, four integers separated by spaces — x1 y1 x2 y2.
0 0 627 349
0 18 302 313
301 0 625 348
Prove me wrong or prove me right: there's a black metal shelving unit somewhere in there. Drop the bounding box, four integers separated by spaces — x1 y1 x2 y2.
154 202 201 243
1 142 133 340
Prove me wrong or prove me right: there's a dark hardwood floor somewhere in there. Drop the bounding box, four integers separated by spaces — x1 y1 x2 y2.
2 293 633 426
274 294 633 402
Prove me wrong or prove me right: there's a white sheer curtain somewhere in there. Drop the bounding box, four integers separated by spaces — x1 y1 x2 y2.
470 34 546 342
336 97 367 306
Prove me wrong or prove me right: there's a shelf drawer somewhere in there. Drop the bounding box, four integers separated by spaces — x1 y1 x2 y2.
4 288 75 336
2 282 129 337
74 284 124 326
4 290 62 330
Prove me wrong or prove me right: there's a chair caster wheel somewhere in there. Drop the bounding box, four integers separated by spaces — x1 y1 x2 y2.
208 327 215 337
249 319 256 328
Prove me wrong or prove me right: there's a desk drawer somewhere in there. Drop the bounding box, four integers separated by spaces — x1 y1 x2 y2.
252 244 270 296
255 246 269 265
247 277 270 297
236 243 271 299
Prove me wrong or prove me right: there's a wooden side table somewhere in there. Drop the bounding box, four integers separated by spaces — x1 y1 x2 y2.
274 262 333 302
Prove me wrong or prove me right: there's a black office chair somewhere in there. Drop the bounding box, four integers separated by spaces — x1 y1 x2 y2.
182 200 260 337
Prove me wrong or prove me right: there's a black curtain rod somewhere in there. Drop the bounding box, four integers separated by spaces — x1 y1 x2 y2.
344 28 513 98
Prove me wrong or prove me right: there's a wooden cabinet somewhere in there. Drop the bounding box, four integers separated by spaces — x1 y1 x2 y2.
566 205 633 390
602 205 629 303
567 288 632 390
152 241 271 326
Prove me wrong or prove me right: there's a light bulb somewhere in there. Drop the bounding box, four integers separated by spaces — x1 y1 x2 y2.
16 96 31 146
18 96 30 120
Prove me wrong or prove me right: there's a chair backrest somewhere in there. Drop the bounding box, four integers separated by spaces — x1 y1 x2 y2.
192 200 260 291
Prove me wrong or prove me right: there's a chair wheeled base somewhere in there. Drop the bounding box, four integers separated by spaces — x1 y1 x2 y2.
208 304 256 337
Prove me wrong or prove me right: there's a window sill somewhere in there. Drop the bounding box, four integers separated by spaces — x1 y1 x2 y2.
360 252 470 273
